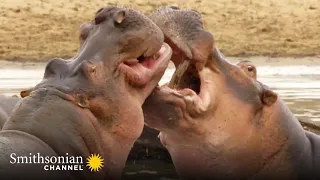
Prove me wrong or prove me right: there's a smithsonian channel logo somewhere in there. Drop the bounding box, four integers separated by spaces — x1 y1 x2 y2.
9 153 104 172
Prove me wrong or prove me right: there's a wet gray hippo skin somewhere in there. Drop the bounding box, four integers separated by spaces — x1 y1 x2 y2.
0 6 172 180
143 6 320 180
0 95 20 129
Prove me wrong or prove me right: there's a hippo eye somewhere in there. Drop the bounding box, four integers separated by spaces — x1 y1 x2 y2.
247 65 254 72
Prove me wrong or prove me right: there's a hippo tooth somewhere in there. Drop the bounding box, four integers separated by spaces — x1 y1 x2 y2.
152 53 160 60
184 95 193 102
170 91 184 98
168 59 190 89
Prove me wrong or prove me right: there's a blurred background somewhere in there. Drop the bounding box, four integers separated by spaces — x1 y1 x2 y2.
0 0 320 179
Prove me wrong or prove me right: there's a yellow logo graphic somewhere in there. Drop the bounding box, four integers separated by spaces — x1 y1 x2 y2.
86 154 104 172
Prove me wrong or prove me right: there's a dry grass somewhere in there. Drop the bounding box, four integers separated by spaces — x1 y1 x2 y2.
0 0 319 61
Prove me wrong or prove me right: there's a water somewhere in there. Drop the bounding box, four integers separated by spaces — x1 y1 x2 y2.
1 59 320 179
0 60 320 125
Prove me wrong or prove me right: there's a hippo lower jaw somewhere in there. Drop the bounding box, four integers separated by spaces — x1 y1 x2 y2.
157 63 212 117
119 43 172 86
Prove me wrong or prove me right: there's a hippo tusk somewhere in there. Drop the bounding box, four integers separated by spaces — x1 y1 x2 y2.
168 59 190 89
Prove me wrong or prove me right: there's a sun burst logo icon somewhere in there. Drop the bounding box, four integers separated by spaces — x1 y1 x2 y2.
86 154 104 172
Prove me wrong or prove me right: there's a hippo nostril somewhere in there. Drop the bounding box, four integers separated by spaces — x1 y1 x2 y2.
94 8 107 25
169 5 180 10
190 9 201 18
96 8 104 14
95 15 106 25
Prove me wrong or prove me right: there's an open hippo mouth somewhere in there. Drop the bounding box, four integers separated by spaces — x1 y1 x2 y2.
174 64 201 95
146 37 211 119
157 39 204 102
143 6 216 119
121 43 172 86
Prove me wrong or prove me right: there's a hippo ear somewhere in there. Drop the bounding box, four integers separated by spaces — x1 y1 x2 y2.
259 83 278 106
75 94 89 108
113 10 126 24
262 90 278 106
20 88 33 98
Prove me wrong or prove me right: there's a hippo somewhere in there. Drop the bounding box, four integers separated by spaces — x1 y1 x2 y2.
142 6 320 180
76 16 176 179
0 6 172 180
0 95 21 129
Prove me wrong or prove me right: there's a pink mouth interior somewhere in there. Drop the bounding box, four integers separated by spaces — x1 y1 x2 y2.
138 56 157 69
122 45 171 85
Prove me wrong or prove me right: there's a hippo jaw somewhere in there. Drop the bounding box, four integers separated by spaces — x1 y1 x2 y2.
143 62 214 133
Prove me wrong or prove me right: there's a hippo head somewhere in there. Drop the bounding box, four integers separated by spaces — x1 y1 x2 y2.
79 6 172 97
23 6 172 141
143 6 279 178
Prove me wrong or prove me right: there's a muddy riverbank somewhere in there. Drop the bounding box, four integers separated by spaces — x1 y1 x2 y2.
1 0 320 61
